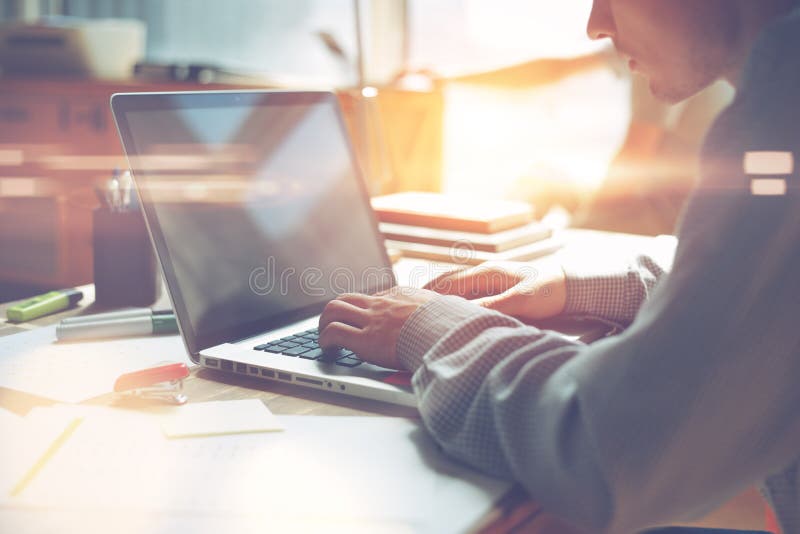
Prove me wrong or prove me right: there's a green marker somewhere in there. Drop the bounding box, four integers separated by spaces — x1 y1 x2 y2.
6 289 84 323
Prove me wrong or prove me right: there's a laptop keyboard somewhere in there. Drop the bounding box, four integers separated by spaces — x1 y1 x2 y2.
253 328 364 368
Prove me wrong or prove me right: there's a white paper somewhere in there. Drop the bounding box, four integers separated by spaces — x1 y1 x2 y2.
161 399 283 438
0 409 78 499
7 411 510 533
0 507 413 534
0 408 30 497
0 406 22 429
0 326 191 402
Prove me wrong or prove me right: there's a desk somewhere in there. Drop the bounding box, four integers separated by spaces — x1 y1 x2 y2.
0 230 769 533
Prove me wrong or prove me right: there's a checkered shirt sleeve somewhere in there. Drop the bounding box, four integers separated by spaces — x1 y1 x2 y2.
396 296 614 528
393 239 679 530
562 236 677 324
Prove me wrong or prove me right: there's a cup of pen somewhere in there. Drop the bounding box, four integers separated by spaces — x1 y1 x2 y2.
93 170 160 306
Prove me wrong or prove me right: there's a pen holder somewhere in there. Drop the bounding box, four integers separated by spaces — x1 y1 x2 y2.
93 207 160 306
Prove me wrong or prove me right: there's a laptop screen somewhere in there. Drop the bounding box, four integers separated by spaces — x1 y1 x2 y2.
112 92 394 357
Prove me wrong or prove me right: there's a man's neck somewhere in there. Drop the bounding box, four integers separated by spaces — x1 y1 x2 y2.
725 0 796 87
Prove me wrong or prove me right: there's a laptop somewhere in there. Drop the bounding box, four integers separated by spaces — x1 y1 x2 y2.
111 90 614 408
111 91 416 406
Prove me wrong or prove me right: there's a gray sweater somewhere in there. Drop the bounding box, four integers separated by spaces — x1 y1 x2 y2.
397 8 800 533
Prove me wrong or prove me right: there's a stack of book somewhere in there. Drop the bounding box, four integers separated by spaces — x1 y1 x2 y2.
371 192 562 265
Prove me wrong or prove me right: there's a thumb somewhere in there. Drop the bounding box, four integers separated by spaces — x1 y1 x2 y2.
473 290 521 315
424 267 486 297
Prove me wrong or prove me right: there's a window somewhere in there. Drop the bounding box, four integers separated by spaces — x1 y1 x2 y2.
408 0 631 200
3 0 360 86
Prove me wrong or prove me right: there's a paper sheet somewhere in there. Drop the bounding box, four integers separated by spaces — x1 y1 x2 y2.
161 399 283 438
0 409 77 498
0 508 414 534
0 406 22 429
0 325 190 402
5 410 510 533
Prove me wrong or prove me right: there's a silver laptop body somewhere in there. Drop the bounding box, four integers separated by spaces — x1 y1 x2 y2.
111 90 415 407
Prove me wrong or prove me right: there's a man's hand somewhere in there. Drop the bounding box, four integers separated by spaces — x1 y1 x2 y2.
318 287 439 370
423 260 567 322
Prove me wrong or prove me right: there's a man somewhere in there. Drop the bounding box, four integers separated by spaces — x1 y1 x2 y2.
319 1 800 531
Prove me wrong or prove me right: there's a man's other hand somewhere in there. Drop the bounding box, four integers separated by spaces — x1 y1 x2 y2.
318 287 439 370
423 260 567 322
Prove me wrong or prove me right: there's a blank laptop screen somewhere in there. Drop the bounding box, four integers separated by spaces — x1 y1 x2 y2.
113 92 393 355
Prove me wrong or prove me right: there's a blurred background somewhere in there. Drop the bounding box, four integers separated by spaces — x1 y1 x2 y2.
0 0 734 302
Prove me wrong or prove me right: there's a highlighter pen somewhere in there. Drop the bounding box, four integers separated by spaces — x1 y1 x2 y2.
6 289 84 323
56 313 178 342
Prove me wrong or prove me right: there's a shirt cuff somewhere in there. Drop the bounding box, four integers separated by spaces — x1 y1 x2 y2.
562 257 636 322
561 235 676 323
396 295 483 372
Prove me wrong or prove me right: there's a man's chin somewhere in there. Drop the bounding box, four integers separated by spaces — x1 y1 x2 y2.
648 79 695 104
648 76 709 105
